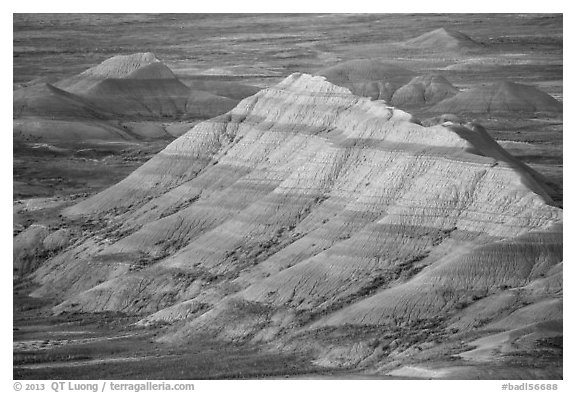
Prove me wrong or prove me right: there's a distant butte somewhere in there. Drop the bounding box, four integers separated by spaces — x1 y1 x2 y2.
13 53 259 141
405 28 482 51
430 81 563 113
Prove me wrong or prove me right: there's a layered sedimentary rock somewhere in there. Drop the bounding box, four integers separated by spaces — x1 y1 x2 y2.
391 74 459 108
13 53 255 141
14 224 50 277
56 53 175 92
430 81 563 114
13 83 132 141
316 59 416 101
30 73 562 373
316 61 461 112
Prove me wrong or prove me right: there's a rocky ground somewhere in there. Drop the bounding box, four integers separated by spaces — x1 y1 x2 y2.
14 282 325 379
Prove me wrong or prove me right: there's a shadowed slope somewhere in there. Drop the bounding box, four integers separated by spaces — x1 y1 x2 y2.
185 90 238 119
58 53 208 119
13 83 134 141
30 74 562 376
14 83 108 120
184 80 261 101
77 77 191 118
391 74 459 108
56 53 174 93
316 59 416 101
317 224 561 327
14 53 260 140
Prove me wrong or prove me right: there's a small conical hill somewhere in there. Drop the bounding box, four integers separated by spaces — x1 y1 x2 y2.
13 53 260 140
55 53 174 93
405 28 481 51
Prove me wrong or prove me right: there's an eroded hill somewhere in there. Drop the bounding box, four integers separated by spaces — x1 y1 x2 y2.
405 28 482 51
24 73 562 378
13 53 258 142
430 81 562 114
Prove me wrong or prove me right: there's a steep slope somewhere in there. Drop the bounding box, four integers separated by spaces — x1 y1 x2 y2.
14 53 260 141
30 73 562 376
391 74 459 108
55 53 175 92
430 81 563 114
75 77 191 118
315 59 416 101
57 53 196 119
14 83 108 120
405 28 481 51
13 83 135 141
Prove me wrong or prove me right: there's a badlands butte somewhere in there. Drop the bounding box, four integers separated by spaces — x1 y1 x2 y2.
13 14 562 379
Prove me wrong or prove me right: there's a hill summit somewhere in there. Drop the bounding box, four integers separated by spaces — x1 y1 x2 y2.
13 53 259 141
28 73 562 377
405 28 481 51
56 53 178 93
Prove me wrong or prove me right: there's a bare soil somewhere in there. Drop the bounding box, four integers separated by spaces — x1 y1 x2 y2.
13 281 330 380
13 13 563 380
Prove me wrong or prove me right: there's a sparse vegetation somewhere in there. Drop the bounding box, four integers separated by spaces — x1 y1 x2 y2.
13 13 563 380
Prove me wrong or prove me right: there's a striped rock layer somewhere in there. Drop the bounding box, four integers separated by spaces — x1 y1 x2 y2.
31 73 562 370
13 53 245 141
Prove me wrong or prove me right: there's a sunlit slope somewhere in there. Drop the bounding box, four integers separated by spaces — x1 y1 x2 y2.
14 53 256 140
405 28 482 51
30 73 562 372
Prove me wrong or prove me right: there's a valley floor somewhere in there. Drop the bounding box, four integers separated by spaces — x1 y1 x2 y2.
14 280 562 380
12 134 563 380
13 282 330 380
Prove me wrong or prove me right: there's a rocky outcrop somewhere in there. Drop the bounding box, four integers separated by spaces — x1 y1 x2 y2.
30 73 562 373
